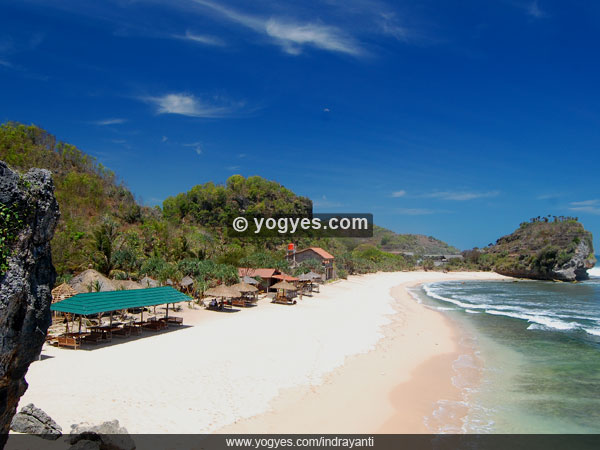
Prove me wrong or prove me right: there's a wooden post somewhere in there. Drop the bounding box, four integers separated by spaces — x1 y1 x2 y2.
78 315 82 334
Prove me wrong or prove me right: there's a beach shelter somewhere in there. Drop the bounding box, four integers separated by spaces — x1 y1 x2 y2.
69 269 116 293
204 285 242 298
51 283 76 303
51 286 193 338
180 276 194 288
204 285 243 311
271 281 297 291
112 280 143 290
242 276 258 285
139 276 160 288
230 282 258 293
297 271 322 281
230 282 258 304
271 280 297 305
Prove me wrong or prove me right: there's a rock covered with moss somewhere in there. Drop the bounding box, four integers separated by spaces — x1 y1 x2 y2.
0 160 59 447
486 217 595 281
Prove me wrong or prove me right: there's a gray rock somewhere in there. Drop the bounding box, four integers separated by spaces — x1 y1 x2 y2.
554 239 594 281
10 403 62 439
0 161 60 448
70 420 135 450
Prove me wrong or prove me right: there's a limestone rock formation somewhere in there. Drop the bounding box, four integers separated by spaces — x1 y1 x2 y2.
10 403 62 439
486 218 595 281
0 161 60 448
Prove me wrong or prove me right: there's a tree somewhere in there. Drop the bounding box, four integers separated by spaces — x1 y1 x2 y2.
92 217 119 275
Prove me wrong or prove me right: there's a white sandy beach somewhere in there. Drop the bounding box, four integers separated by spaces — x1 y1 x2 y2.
15 271 507 434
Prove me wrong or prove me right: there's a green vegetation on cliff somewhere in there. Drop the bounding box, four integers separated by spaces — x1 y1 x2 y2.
1 122 441 285
447 216 595 281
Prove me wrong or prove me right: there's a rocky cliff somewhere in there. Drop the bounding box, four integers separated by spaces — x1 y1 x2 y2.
486 218 595 281
0 161 59 447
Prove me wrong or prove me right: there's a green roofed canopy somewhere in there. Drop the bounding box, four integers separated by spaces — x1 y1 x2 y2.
50 286 192 316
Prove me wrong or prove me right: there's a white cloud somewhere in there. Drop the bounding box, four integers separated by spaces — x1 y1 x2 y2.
396 208 437 215
143 93 242 118
391 190 406 198
569 199 600 215
422 190 499 201
161 136 168 142
92 118 127 126
313 195 342 208
527 1 547 19
570 199 599 207
191 0 363 56
175 30 226 47
184 141 203 155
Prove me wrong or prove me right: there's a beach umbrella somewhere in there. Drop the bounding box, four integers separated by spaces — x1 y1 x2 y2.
205 285 242 298
271 281 297 291
230 282 258 293
242 276 258 285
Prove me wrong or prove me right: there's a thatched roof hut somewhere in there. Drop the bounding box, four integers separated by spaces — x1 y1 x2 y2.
112 279 143 290
139 276 160 288
242 276 258 285
69 269 116 293
298 271 322 281
230 282 258 293
180 275 194 287
271 281 297 291
51 283 77 303
204 285 241 298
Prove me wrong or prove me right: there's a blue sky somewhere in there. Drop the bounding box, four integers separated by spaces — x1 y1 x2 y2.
1 0 599 250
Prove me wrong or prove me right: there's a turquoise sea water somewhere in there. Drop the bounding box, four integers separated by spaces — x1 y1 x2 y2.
412 263 600 433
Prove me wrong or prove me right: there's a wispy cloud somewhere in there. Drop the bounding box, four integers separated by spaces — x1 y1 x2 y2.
422 190 499 201
142 93 243 118
569 199 600 214
191 0 364 56
92 118 127 126
527 1 547 19
183 141 203 155
174 30 226 47
391 190 406 198
396 208 438 215
313 195 342 208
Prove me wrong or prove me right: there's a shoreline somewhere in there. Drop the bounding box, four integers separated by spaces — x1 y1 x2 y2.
220 273 507 434
14 271 507 435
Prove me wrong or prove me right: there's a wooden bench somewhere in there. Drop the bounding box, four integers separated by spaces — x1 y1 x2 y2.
82 332 102 345
165 316 183 325
57 336 80 350
143 320 167 331
112 326 131 338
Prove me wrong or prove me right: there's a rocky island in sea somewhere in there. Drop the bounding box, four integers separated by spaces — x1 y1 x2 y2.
484 216 595 281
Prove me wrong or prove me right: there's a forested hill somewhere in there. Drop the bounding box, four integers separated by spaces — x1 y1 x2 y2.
162 175 312 226
0 122 143 274
0 122 459 282
367 226 460 255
